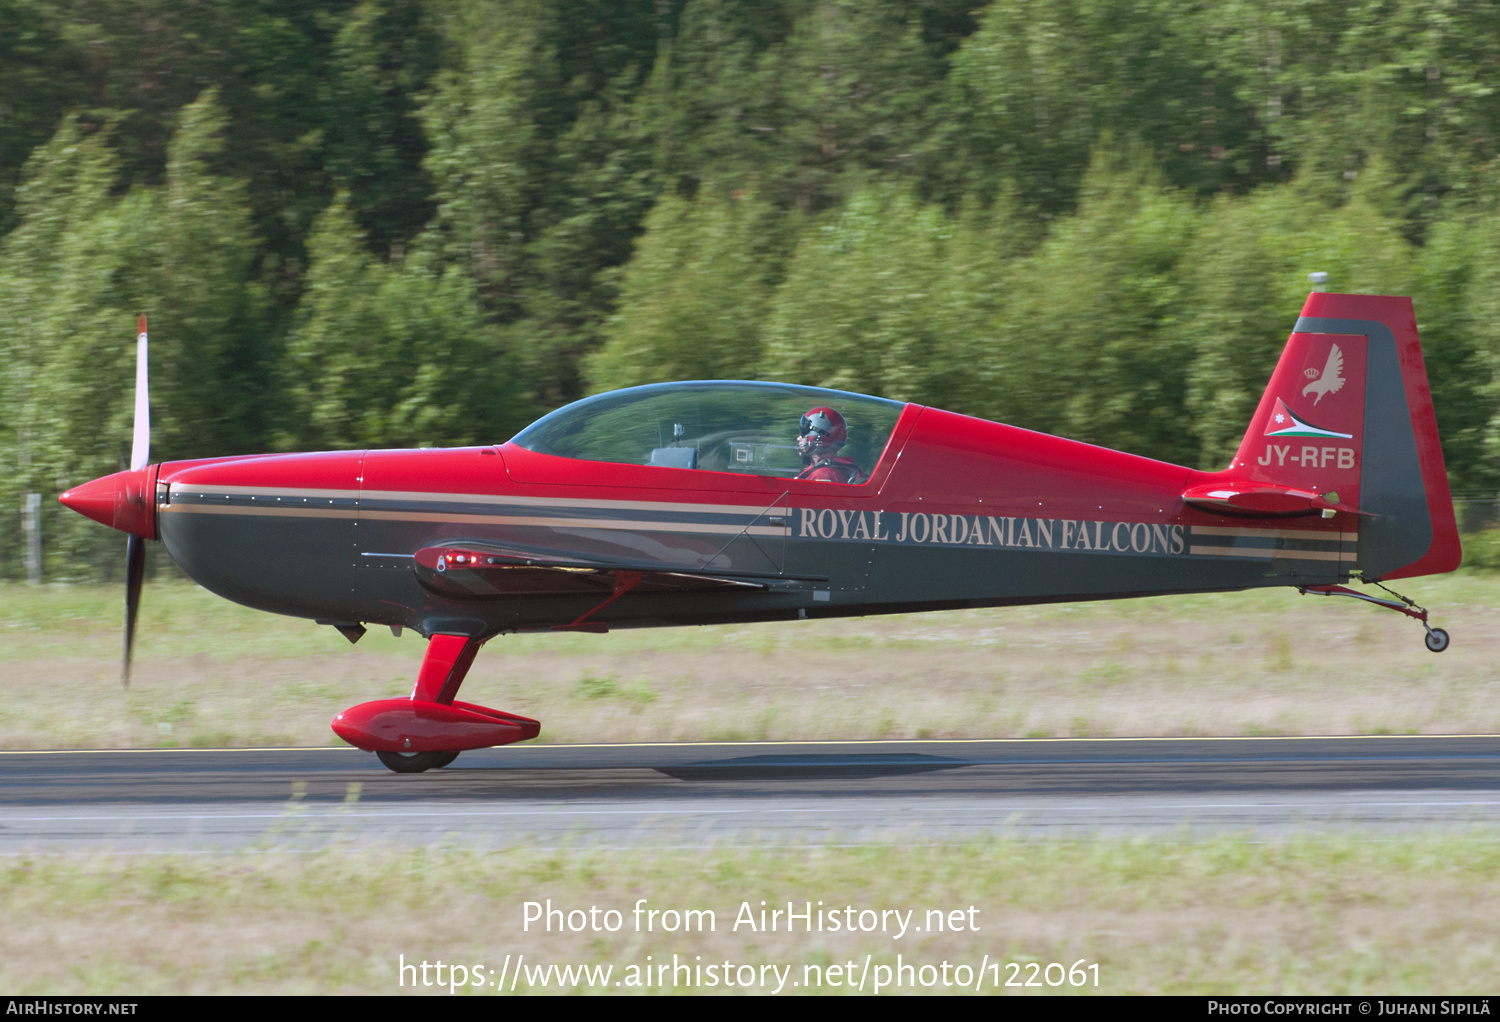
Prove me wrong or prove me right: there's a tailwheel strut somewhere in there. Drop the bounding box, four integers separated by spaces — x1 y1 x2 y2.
1298 582 1450 653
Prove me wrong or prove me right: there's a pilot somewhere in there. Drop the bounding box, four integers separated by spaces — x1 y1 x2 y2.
796 406 864 483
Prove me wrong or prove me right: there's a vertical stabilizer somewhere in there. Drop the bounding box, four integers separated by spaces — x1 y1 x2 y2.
1225 293 1459 580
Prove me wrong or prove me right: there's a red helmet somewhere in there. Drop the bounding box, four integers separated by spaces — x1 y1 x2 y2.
798 406 847 459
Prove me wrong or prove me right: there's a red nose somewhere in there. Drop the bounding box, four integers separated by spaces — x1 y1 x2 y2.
58 465 159 539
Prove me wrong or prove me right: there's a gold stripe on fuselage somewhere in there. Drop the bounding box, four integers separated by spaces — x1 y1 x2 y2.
169 482 783 518
158 503 353 519
159 499 787 536
1189 545 1357 561
1190 525 1358 542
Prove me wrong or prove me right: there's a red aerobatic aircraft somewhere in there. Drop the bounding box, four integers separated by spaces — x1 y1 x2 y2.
60 292 1461 772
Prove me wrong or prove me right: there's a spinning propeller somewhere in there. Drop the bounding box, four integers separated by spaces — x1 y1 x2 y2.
58 315 155 686
123 314 150 685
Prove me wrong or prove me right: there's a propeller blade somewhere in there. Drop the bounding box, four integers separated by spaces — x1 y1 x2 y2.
123 533 144 687
124 315 149 687
130 314 149 470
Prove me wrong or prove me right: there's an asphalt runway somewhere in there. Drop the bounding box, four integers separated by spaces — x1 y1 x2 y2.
3 736 1499 850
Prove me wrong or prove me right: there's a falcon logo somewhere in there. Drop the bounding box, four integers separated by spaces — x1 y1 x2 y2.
1302 344 1346 405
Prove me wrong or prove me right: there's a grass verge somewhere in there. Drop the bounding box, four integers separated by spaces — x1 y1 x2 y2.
2 572 1498 748
2 835 1497 994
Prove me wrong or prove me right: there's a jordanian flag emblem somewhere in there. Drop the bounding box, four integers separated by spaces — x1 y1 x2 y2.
1265 398 1353 439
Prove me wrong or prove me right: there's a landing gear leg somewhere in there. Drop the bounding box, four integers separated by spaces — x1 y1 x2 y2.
1299 582 1450 653
372 635 482 773
332 633 541 772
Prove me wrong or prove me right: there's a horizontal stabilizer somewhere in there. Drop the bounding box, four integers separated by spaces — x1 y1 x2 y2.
1182 481 1361 517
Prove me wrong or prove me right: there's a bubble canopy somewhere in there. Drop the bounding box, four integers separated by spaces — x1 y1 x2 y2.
509 381 906 481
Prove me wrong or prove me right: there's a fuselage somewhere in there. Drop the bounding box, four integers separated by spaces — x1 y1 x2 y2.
151 398 1357 641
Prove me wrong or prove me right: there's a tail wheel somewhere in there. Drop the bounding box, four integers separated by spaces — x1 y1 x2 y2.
377 750 461 773
1424 628 1450 653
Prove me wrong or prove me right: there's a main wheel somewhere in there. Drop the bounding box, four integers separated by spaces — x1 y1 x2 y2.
377 750 456 773
1424 628 1450 653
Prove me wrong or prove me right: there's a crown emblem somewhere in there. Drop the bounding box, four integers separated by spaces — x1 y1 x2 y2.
1303 367 1320 379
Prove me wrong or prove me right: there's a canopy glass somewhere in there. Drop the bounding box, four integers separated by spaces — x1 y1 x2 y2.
510 381 905 481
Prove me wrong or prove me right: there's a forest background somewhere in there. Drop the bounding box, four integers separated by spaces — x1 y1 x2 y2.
6 0 1500 579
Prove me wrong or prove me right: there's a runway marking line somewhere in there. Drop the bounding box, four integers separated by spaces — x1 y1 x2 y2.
8 798 1500 823
2 734 1499 756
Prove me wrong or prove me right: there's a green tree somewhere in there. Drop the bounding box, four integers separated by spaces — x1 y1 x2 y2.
0 91 268 578
665 0 971 214
1418 195 1500 500
1175 161 1419 469
0 0 88 236
279 193 514 450
1413 203 1495 501
150 89 269 461
947 0 1267 217
1218 1 1500 212
0 1 449 317
759 182 1010 409
0 116 155 577
587 186 788 388
322 0 444 254
976 152 1200 462
1174 193 1300 469
419 0 661 408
